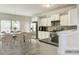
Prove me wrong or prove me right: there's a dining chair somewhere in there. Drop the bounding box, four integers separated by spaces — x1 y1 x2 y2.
26 32 32 47
20 32 32 54
1 33 15 54
14 33 23 46
1 31 6 34
25 32 40 55
20 32 29 48
2 33 13 47
14 33 25 54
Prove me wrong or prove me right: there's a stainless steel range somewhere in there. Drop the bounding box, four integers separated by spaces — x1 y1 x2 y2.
50 32 59 44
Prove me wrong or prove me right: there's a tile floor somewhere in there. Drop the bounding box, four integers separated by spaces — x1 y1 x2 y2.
0 39 58 55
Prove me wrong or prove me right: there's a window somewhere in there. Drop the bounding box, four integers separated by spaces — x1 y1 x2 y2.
12 20 20 31
1 20 11 33
0 20 20 33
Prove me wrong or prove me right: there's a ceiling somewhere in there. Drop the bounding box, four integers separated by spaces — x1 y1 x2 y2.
0 4 76 16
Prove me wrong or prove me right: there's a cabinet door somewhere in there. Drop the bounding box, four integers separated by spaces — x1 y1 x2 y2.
38 31 44 39
46 18 51 26
38 31 41 39
60 14 69 26
68 8 78 25
38 31 50 39
60 8 78 26
40 18 51 26
51 14 60 21
41 18 47 26
45 32 50 38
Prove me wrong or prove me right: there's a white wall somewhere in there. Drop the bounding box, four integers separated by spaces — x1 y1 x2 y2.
20 18 31 32
32 16 38 22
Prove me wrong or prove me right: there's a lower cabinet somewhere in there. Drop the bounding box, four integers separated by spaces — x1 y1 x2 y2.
38 31 50 39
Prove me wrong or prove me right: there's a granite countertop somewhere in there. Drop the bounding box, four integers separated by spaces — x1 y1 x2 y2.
39 25 77 32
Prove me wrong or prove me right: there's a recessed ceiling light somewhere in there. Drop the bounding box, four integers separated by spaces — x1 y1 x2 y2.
42 4 51 8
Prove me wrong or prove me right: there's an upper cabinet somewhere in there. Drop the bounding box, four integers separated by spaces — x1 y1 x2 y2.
51 14 60 21
60 8 78 26
39 17 51 26
38 8 78 26
39 14 60 26
60 14 69 26
41 18 48 26
68 8 78 25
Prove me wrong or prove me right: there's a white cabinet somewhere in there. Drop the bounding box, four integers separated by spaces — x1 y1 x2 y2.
39 18 51 26
39 14 60 26
60 8 78 26
38 14 60 40
51 14 60 21
38 31 50 39
68 8 78 25
38 31 42 39
39 18 47 26
44 32 50 38
60 14 69 26
40 18 45 26
58 30 79 54
38 31 44 39
46 18 51 26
